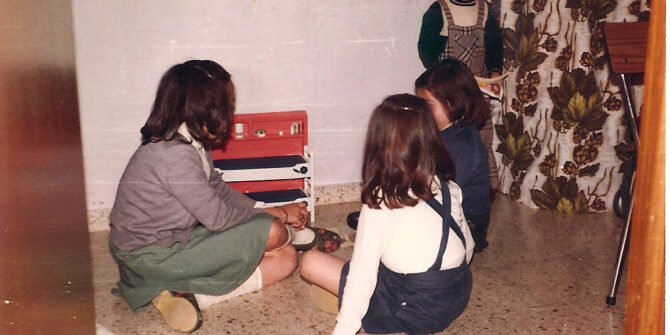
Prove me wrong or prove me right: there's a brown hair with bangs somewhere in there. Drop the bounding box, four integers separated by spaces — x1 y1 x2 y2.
414 58 489 129
361 94 455 209
140 59 235 147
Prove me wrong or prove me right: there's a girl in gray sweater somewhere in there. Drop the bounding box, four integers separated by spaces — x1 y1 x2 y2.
109 60 308 332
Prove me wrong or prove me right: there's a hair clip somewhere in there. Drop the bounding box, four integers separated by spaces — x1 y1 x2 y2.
194 64 213 79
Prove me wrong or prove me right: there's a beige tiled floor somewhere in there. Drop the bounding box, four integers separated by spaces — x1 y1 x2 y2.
92 195 626 334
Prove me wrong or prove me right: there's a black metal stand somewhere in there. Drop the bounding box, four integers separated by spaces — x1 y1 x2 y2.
605 73 640 306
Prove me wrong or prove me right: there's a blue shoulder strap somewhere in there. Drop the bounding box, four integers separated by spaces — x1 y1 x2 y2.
426 179 467 271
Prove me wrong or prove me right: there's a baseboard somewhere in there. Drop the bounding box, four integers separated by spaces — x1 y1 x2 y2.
88 207 113 232
87 183 361 232
313 182 361 206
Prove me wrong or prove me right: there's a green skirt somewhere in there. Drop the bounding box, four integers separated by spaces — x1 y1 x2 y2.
110 213 272 312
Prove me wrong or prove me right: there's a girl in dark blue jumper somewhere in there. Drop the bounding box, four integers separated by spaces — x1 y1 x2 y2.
415 58 491 252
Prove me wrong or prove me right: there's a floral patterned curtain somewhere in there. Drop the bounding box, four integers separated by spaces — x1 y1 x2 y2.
494 0 650 214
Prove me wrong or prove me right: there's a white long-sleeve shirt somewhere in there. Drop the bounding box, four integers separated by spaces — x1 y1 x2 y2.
333 179 474 335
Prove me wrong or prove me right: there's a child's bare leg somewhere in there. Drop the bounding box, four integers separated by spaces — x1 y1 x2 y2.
264 219 290 251
258 245 298 286
257 220 298 287
299 249 346 295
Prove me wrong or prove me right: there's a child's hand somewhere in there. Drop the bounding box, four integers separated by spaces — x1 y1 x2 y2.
283 203 308 230
490 83 501 95
489 72 501 95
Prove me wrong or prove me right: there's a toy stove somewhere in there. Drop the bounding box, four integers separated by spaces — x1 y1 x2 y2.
211 110 315 221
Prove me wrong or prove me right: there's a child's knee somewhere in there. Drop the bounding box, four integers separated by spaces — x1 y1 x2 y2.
299 249 318 268
266 220 289 251
298 249 320 280
260 245 298 287
277 245 298 275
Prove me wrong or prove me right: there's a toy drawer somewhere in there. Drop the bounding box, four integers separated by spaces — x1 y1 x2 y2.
213 154 310 182
245 188 310 206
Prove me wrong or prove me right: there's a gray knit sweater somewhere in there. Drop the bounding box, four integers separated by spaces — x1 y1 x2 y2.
109 137 262 252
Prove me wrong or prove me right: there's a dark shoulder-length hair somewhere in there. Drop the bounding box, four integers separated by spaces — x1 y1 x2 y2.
361 93 455 209
414 58 489 129
140 59 235 147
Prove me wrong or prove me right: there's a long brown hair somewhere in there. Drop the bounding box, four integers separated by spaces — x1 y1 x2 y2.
140 59 235 147
361 94 455 209
415 58 489 129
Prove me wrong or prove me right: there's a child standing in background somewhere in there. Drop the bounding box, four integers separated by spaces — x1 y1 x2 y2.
415 58 491 253
343 2 503 231
300 94 474 335
418 0 503 195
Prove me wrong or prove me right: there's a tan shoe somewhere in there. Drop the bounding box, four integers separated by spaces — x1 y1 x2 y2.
309 284 339 315
152 290 203 333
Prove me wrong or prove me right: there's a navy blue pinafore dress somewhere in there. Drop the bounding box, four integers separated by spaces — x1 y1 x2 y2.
339 179 472 335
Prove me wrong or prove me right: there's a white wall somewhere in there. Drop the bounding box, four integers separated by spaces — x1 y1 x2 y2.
73 0 433 210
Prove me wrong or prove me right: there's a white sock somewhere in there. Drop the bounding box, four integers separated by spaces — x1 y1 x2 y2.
283 224 294 247
195 267 263 309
